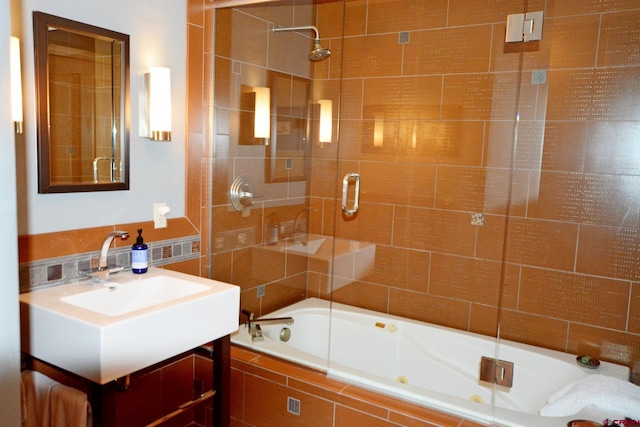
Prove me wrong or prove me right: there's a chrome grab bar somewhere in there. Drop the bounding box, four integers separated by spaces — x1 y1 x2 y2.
341 172 360 216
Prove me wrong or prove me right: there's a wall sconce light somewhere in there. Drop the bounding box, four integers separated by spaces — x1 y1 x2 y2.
139 67 172 141
318 99 332 144
253 87 270 140
10 36 23 134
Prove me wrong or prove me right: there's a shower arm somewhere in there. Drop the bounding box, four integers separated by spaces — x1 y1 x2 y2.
273 25 320 41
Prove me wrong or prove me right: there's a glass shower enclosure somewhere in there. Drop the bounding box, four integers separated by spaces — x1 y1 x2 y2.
211 0 640 424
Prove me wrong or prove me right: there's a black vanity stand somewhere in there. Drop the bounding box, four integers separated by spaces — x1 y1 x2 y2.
43 335 231 427
213 335 230 427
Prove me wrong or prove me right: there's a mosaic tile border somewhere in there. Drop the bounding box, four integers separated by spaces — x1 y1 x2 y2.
19 235 201 293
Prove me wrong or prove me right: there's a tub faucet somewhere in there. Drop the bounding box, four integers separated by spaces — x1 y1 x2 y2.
241 309 294 342
89 230 129 282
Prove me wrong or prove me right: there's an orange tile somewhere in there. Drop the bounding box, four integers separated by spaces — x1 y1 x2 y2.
389 289 471 330
599 10 640 67
359 161 436 207
585 121 640 175
546 0 640 17
163 258 201 276
393 207 476 257
499 309 569 352
469 304 499 337
331 281 390 313
215 8 269 66
232 247 286 289
335 201 394 246
503 217 578 271
546 68 640 121
404 25 491 75
335 405 394 427
367 0 447 33
429 254 503 306
399 120 485 167
358 245 430 292
435 166 526 216
526 171 640 226
576 225 640 281
230 368 245 421
519 267 630 331
244 374 334 426
442 74 495 121
342 34 403 78
448 0 540 26
630 283 640 334
568 323 640 368
363 76 442 121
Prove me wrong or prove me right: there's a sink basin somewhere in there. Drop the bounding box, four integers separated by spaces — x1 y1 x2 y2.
286 238 325 254
61 274 210 317
20 268 239 384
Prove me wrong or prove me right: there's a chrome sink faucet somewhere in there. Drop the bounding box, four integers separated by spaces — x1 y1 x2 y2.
90 230 129 282
241 309 294 342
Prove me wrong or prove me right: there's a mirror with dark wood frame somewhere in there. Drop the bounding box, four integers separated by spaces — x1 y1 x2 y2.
34 11 130 193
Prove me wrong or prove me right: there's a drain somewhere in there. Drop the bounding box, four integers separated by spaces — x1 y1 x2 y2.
280 327 291 342
397 375 408 384
576 355 600 369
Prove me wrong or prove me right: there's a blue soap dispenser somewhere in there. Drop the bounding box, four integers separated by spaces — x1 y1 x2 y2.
131 229 148 274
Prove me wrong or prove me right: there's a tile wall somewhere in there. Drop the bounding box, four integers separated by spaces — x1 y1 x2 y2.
307 0 640 376
18 218 203 291
204 0 640 379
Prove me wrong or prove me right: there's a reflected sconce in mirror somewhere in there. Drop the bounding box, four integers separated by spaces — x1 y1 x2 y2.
140 67 172 141
253 87 270 140
10 36 23 134
318 99 332 144
373 114 384 147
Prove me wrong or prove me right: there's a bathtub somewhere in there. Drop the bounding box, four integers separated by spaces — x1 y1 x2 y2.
231 298 630 426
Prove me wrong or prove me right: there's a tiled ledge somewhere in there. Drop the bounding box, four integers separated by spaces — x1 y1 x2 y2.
19 235 201 293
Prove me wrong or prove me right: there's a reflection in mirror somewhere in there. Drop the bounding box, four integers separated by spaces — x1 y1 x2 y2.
34 12 130 193
239 70 311 183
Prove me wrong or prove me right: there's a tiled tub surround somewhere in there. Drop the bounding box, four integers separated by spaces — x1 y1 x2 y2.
19 235 201 293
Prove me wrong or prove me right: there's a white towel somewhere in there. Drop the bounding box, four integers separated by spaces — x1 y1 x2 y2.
21 370 92 427
21 370 57 427
539 374 640 419
50 383 92 427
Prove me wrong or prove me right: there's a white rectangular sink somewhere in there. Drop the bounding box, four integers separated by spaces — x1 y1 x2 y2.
20 268 240 384
61 274 210 317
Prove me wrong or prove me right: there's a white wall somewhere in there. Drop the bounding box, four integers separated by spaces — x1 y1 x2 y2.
0 0 23 423
14 0 187 235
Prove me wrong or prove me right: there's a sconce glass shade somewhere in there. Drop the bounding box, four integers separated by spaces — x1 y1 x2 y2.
253 87 270 139
373 114 384 147
10 36 23 134
318 99 332 143
139 67 171 141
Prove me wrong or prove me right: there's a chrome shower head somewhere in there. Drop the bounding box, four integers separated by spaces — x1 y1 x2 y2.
273 25 331 61
309 39 331 61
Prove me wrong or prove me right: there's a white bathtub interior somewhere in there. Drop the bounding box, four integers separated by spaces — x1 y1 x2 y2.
232 298 631 427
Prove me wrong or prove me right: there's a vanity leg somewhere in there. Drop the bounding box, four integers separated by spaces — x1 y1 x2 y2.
213 335 230 427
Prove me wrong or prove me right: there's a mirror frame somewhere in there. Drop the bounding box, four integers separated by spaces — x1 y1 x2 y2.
34 11 130 193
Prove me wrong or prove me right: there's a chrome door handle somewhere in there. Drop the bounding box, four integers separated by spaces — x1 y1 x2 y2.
341 173 360 216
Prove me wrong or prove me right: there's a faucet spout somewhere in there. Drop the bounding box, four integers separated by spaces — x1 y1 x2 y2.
89 230 129 282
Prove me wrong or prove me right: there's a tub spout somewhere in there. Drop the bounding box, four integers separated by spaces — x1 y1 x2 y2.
241 309 293 342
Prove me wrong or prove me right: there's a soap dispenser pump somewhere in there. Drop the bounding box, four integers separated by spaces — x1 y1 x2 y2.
131 229 148 274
